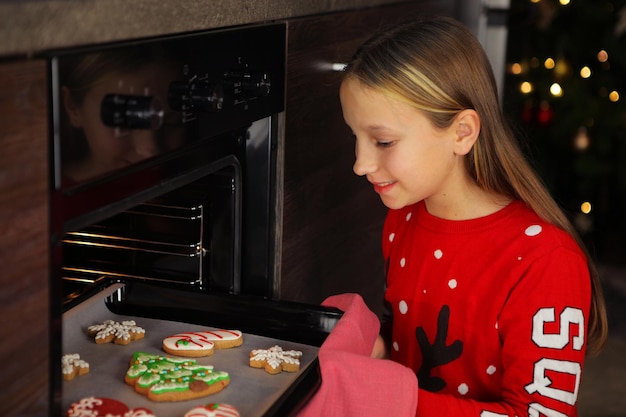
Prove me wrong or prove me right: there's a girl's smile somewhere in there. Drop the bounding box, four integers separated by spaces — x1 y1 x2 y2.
371 180 397 195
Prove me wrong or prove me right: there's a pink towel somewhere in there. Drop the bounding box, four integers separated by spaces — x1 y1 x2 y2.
297 293 418 417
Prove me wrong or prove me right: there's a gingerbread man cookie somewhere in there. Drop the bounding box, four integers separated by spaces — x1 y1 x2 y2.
249 345 302 374
87 319 145 345
62 353 89 381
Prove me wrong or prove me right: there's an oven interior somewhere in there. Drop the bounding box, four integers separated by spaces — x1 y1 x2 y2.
61 162 240 301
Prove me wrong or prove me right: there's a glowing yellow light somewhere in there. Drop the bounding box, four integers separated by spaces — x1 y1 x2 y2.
597 50 609 63
511 63 523 75
580 201 592 214
530 0 540 3
550 83 563 97
544 58 555 69
520 81 533 94
580 66 592 78
609 90 620 102
560 0 571 5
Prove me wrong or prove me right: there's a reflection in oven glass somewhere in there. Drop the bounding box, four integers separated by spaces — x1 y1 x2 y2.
59 46 184 186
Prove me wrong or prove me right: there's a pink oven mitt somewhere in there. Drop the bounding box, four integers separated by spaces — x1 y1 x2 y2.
297 293 418 417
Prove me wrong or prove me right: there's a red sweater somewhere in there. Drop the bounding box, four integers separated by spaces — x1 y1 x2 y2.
382 200 590 417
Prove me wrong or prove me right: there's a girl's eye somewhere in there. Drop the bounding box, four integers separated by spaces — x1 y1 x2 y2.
376 140 394 148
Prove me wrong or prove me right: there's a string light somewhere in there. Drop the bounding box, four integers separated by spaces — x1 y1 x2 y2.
597 50 609 63
579 66 592 78
544 58 555 69
520 81 533 94
580 201 592 215
550 83 563 97
573 127 590 151
609 91 620 102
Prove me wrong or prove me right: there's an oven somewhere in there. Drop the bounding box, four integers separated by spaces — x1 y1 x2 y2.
48 23 341 416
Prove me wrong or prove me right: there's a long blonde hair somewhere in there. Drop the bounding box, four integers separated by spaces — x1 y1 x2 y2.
344 15 607 354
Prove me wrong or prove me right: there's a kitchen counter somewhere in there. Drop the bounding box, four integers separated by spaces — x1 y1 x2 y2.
0 0 410 57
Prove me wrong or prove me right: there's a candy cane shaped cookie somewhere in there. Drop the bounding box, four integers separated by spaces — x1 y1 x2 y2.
162 330 243 357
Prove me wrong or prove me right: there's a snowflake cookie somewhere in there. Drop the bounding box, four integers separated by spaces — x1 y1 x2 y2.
62 353 89 381
87 319 145 345
249 345 302 374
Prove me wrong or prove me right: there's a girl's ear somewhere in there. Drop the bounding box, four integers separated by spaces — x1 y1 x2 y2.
62 86 83 128
453 109 480 156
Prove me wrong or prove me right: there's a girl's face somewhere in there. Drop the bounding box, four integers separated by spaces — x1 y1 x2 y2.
63 65 183 182
340 78 466 210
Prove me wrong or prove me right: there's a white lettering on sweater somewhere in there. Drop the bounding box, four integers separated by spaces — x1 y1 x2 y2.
524 307 585 413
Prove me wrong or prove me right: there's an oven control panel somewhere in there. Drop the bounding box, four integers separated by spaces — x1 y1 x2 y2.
51 23 285 194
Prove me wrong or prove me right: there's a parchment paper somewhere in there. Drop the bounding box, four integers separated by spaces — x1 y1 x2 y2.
62 284 319 417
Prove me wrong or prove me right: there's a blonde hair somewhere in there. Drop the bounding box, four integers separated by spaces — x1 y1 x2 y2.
344 15 607 354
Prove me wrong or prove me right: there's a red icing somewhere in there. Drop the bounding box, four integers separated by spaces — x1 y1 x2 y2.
66 397 154 417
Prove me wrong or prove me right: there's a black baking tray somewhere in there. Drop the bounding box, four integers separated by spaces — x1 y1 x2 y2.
62 280 343 416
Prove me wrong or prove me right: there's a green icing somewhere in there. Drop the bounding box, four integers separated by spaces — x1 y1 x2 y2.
127 351 229 395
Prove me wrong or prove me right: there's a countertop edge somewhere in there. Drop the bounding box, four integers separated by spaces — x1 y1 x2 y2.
0 0 412 57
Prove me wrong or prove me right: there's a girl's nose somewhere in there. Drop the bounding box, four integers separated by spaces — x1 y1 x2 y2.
353 141 377 177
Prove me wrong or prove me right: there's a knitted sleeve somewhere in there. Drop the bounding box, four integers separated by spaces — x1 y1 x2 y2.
416 244 591 417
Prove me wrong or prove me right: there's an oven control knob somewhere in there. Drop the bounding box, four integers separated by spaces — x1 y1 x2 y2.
242 72 271 97
100 94 163 130
168 80 224 113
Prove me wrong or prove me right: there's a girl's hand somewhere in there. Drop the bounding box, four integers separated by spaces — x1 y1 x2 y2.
371 334 389 359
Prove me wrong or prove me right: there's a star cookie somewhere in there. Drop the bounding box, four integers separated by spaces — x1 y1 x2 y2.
249 345 302 374
87 319 145 345
62 353 89 381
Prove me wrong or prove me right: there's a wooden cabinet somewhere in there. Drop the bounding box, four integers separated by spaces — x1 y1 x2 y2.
0 60 50 416
280 2 454 315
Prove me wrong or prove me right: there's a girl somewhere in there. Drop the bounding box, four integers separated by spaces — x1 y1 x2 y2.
339 15 608 417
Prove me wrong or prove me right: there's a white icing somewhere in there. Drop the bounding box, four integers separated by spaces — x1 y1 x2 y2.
66 396 155 417
62 353 89 377
88 319 145 342
250 345 302 370
184 403 240 417
163 330 242 351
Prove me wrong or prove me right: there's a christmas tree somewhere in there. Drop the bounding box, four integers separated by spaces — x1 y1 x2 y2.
504 0 626 263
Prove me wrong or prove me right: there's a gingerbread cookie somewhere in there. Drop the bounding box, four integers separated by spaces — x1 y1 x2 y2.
249 345 302 375
184 403 240 417
66 397 154 417
87 319 145 345
125 351 230 402
162 330 243 357
62 353 89 381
